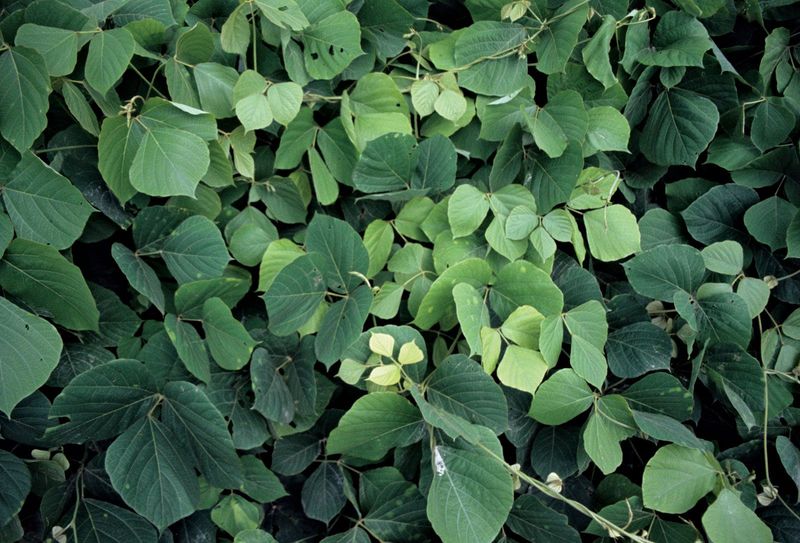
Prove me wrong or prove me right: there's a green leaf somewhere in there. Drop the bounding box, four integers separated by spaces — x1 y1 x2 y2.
529 369 594 424
642 444 720 513
528 141 583 213
0 451 30 527
428 434 513 543
202 297 257 371
3 152 92 250
194 62 239 118
776 436 800 498
106 416 200 531
75 499 158 543
507 495 581 543
240 455 286 503
701 489 773 543
491 260 564 319
631 410 706 449
751 97 794 152
352 133 416 194
0 239 99 331
607 323 672 378
535 0 590 75
85 29 135 93
693 293 752 349
0 47 51 152
302 463 346 523
744 196 795 251
640 88 719 167
0 297 62 416
623 244 706 300
264 253 327 336
583 205 641 262
129 127 210 197
111 243 165 313
164 314 210 383
414 258 492 329
255 0 309 31
97 115 145 203
15 24 78 77
453 283 490 356
302 11 363 80
235 94 272 132
583 396 635 474
584 106 630 153
162 381 243 488
48 360 157 443
162 216 230 284
582 15 617 89
701 241 743 275
427 355 508 434
306 214 369 293
637 11 712 68
681 184 758 245
448 184 489 238
61 80 100 136
327 392 424 460
315 284 372 365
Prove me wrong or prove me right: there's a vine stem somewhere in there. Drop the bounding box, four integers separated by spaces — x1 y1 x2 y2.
475 442 655 543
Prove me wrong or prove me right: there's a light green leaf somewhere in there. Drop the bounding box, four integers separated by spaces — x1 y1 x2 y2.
308 147 339 205
194 62 239 118
257 239 304 292
701 241 743 275
211 494 262 536
85 29 135 94
0 239 99 331
3 152 92 250
583 205 641 262
0 297 62 416
267 82 304 126
105 416 200 531
97 115 145 203
448 184 489 237
414 258 492 329
497 346 548 395
235 94 273 132
642 444 720 513
529 369 594 424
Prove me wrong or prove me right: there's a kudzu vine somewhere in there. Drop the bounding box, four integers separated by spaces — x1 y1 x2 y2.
0 0 799 542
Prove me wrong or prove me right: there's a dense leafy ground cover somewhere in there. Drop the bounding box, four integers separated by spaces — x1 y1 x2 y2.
0 0 799 541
